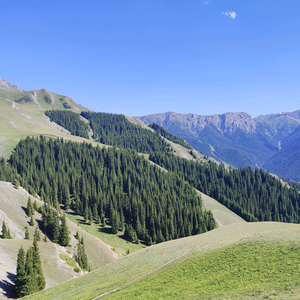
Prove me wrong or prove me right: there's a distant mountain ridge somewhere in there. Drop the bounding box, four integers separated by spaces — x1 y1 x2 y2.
137 110 300 181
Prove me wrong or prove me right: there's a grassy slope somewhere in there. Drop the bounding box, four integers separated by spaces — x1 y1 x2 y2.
0 181 119 299
199 191 246 227
0 99 97 158
24 222 300 300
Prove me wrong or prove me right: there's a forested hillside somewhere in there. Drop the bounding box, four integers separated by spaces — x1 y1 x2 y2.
150 152 300 223
3 136 216 244
45 110 89 139
80 112 171 154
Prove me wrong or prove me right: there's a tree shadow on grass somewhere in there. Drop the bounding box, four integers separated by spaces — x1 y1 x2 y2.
97 227 112 234
0 272 16 299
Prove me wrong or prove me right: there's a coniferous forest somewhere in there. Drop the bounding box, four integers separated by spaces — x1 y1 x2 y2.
45 110 89 139
149 152 300 223
80 112 172 154
6 136 216 244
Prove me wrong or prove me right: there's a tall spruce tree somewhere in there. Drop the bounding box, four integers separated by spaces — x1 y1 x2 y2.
26 197 33 217
75 238 89 271
24 226 30 240
15 246 26 297
59 213 70 246
32 237 46 290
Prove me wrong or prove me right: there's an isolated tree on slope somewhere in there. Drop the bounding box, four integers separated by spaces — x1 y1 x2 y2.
1 221 12 239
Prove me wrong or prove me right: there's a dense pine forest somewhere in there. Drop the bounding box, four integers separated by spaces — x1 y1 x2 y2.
80 112 172 154
4 136 216 244
149 152 300 223
45 110 89 139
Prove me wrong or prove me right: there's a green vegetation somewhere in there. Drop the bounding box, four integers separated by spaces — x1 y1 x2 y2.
81 112 172 154
150 152 300 223
23 222 300 300
7 136 215 244
75 238 89 271
15 238 45 297
1 221 12 239
108 240 300 299
40 204 71 246
65 211 145 254
25 226 30 239
59 254 79 271
45 110 89 139
148 123 192 149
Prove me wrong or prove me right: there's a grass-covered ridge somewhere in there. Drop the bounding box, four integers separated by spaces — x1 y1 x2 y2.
24 222 300 300
110 240 300 299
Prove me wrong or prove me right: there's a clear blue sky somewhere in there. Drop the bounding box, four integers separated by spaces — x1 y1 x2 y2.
1 1 300 117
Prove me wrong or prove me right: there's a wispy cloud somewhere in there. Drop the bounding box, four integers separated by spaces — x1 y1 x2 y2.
203 1 209 4
222 11 237 19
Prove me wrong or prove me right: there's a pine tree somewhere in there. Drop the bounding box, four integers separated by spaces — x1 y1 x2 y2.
24 247 38 295
33 200 39 212
32 237 46 290
15 246 26 297
59 213 70 246
75 238 89 271
27 197 33 217
1 221 12 239
13 178 20 189
110 208 118 234
75 230 80 240
29 216 35 226
24 226 30 240
34 227 41 241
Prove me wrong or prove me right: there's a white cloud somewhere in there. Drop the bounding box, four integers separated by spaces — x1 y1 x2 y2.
203 1 209 4
222 11 237 19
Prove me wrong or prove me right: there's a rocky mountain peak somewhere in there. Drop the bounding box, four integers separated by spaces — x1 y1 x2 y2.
0 78 25 92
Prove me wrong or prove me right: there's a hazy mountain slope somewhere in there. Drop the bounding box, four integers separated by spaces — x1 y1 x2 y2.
25 222 300 300
263 139 300 181
136 112 279 168
255 110 300 141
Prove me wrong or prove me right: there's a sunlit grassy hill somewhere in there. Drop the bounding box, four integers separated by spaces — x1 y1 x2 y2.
25 222 300 300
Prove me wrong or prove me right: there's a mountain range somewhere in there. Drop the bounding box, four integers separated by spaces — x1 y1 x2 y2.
137 110 300 181
1 78 300 299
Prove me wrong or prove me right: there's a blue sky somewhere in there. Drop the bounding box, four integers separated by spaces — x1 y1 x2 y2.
1 1 300 117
